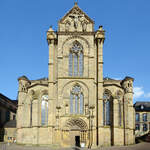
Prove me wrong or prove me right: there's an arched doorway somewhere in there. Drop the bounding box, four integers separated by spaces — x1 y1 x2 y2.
62 118 88 147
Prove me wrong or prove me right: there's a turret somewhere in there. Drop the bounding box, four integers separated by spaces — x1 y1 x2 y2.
121 76 134 93
95 25 105 40
121 76 135 145
47 26 57 45
121 76 134 105
18 76 30 93
17 76 31 130
18 76 30 105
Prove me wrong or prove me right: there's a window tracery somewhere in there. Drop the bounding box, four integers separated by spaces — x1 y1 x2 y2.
70 85 84 114
103 90 112 126
69 41 83 76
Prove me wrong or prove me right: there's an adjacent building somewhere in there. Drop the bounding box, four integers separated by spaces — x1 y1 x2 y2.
0 93 17 142
16 3 135 148
134 102 150 137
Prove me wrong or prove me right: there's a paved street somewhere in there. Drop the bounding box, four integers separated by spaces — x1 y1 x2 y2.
0 142 150 150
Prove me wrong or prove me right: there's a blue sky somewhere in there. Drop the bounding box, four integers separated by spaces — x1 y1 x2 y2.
0 0 150 103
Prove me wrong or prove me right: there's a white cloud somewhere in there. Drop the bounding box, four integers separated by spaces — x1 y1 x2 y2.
133 87 144 99
144 93 150 98
113 77 122 80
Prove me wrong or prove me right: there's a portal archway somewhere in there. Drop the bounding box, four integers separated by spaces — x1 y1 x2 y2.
62 118 88 147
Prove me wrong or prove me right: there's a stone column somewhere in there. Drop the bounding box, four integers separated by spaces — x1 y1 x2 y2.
95 26 105 146
32 99 39 144
121 77 135 145
17 76 30 143
112 98 119 145
47 26 57 145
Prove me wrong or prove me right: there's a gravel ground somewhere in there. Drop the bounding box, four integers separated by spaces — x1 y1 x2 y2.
0 142 150 150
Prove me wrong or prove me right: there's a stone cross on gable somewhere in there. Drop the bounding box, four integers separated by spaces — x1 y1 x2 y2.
69 11 84 29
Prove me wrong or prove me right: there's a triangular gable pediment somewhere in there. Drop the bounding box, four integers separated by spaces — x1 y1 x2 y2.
59 4 94 24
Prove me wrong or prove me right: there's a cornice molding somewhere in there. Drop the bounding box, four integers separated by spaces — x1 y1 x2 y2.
57 31 95 36
58 77 95 80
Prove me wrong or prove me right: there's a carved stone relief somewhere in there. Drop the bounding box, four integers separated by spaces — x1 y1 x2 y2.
68 8 89 31
65 21 71 31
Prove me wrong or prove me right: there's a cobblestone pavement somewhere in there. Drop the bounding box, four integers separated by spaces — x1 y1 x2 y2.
0 142 150 150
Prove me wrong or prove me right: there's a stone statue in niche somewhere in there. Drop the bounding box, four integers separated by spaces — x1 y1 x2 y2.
82 21 87 32
65 21 71 31
69 9 84 29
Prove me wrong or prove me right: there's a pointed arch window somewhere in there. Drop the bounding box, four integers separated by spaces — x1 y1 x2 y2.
103 91 112 126
69 41 83 77
70 85 84 114
41 95 48 126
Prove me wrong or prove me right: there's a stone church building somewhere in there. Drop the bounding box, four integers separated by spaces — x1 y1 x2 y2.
16 3 135 148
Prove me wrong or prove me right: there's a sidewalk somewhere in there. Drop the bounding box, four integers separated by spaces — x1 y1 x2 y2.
0 142 150 150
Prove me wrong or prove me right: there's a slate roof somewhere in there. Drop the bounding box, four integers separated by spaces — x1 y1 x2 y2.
0 93 17 113
4 120 16 128
134 102 150 111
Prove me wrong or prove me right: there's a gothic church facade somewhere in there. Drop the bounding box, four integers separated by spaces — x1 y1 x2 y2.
16 3 135 148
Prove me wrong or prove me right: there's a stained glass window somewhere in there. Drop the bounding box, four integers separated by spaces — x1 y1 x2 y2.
74 54 78 76
41 95 48 126
106 101 110 125
69 53 73 76
80 93 83 114
79 52 83 76
69 41 83 76
70 85 84 114
103 91 111 126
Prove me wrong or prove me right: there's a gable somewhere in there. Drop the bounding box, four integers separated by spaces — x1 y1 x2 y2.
58 3 94 32
59 4 94 24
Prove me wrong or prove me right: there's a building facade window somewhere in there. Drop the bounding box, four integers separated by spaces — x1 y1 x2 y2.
70 85 84 114
13 115 16 120
41 95 48 126
143 113 147 122
135 124 140 130
69 41 83 77
5 111 10 122
103 91 112 126
143 123 148 131
136 113 140 122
